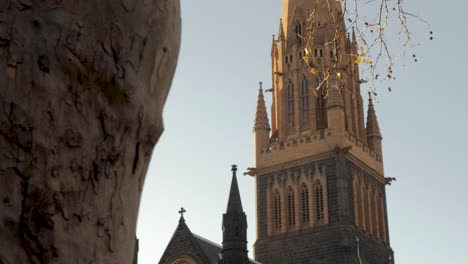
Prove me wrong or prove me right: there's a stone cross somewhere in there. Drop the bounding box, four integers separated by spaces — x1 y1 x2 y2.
178 207 186 218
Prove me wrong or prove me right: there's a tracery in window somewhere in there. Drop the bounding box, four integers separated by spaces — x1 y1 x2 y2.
314 180 325 222
287 187 296 227
300 184 310 224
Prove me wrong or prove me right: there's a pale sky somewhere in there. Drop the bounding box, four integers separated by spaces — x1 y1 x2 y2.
137 1 468 263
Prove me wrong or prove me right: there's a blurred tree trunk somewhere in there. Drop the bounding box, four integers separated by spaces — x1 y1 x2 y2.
0 1 180 263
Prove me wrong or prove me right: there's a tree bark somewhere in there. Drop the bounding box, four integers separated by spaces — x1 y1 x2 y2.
0 1 181 263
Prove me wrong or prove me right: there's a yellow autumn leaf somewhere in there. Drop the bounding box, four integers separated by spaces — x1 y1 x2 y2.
354 58 362 64
359 52 366 57
365 59 372 65
310 68 317 75
303 56 309 62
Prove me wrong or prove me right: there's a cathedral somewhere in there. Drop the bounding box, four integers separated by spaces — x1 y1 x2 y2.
158 0 394 263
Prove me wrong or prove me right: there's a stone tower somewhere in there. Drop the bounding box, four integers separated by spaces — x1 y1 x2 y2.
252 0 394 263
221 165 249 264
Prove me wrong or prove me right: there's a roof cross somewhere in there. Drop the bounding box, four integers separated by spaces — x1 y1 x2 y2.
178 207 186 218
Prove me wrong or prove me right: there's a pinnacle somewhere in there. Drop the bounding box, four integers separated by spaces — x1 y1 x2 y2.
254 82 270 131
326 76 344 109
278 19 285 41
366 93 381 137
352 27 357 43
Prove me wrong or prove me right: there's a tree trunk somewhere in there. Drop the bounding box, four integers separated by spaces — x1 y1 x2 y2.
0 1 181 263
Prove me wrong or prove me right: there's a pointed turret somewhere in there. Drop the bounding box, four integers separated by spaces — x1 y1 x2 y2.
221 165 248 264
366 93 383 157
254 82 270 163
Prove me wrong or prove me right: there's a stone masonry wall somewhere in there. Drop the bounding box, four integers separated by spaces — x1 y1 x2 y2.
253 154 393 264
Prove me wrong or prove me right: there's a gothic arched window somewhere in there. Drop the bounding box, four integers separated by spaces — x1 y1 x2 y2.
371 190 379 237
378 195 387 241
314 180 325 222
354 180 363 228
274 191 282 231
300 184 310 224
287 188 296 227
315 82 328 129
363 184 371 232
301 77 310 126
287 81 295 129
376 195 384 240
295 21 302 44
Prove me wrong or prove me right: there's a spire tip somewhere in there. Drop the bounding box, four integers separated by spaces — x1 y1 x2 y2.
231 164 238 175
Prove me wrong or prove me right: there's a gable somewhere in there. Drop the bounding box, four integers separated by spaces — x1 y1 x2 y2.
158 221 212 264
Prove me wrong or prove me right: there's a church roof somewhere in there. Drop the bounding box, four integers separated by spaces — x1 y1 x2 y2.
192 234 222 264
159 217 260 264
193 234 260 264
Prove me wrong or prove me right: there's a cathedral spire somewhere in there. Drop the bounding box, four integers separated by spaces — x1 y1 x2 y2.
366 93 383 156
226 165 243 213
222 165 248 264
